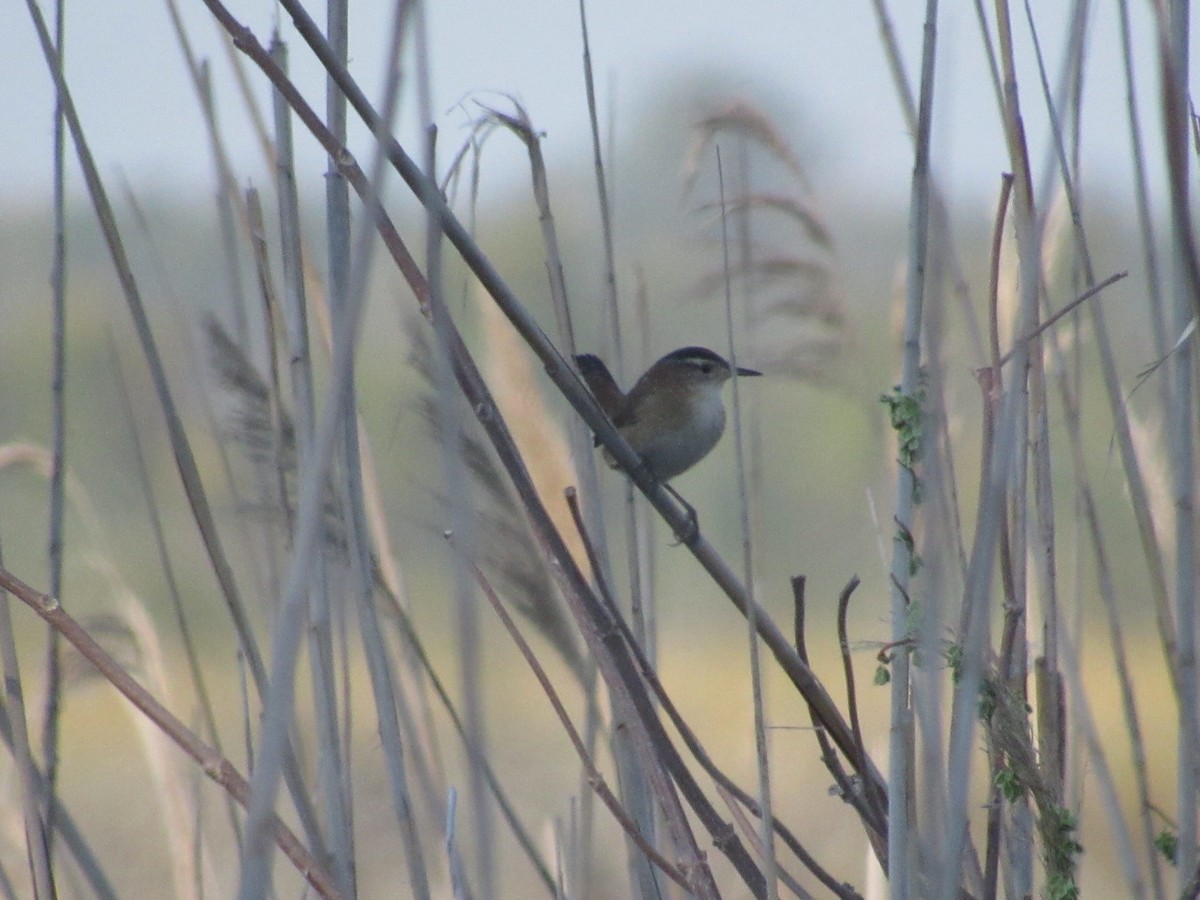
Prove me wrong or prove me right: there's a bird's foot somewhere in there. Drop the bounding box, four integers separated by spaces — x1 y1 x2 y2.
665 484 700 545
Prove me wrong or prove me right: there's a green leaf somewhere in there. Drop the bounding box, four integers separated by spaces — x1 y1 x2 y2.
1154 830 1178 866
994 766 1022 801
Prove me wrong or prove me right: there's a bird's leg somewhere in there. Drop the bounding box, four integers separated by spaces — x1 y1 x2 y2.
624 451 700 544
662 482 700 545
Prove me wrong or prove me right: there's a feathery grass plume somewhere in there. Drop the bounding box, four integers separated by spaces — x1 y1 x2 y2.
1128 411 1174 572
1040 187 1069 286
205 316 296 469
108 570 223 900
478 288 591 579
683 101 810 191
447 98 601 634
0 445 145 682
997 190 1087 370
0 441 220 897
683 99 848 380
204 316 347 555
1034 190 1081 362
407 319 586 682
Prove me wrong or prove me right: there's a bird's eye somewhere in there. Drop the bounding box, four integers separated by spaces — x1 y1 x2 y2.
700 362 713 373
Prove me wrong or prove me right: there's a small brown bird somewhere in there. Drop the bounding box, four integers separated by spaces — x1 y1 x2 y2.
574 346 761 482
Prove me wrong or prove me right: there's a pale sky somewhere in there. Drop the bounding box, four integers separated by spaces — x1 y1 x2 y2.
2 1 1193 214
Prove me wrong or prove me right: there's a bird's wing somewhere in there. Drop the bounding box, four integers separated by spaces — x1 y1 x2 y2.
574 354 625 418
612 375 650 428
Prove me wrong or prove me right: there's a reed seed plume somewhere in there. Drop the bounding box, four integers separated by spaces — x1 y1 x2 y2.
1128 411 1173 571
407 320 585 680
1039 189 1073 337
479 290 591 578
1041 187 1070 289
204 316 347 554
56 610 141 685
682 101 808 192
205 317 295 468
694 193 833 249
683 98 848 381
115 586 221 900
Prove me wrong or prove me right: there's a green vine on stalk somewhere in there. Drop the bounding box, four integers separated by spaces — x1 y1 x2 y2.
988 764 1083 898
881 369 928 581
944 643 964 684
894 521 922 577
880 367 928 500
1042 806 1083 900
876 371 930 687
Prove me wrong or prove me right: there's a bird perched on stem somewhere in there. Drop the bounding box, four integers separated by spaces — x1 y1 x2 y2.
574 346 761 538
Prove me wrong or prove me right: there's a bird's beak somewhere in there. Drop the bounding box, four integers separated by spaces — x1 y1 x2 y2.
735 366 762 377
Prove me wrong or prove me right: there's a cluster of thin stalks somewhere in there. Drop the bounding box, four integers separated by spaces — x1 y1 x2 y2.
2 0 1199 899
